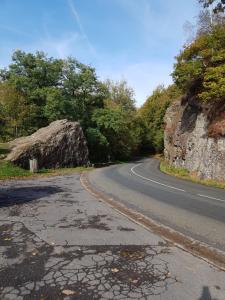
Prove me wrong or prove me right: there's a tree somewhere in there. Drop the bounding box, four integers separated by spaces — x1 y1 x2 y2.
172 22 225 103
139 85 181 153
84 79 141 162
0 50 107 135
103 79 136 111
85 128 109 162
0 50 65 131
61 58 106 128
199 0 225 13
0 50 144 163
91 107 140 161
0 83 30 137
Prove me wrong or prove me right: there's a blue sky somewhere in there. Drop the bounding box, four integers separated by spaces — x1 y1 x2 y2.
0 0 199 106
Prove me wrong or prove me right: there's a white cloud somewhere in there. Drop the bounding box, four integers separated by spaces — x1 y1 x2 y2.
39 32 80 58
67 0 96 56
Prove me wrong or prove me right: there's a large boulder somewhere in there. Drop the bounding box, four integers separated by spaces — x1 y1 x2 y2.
164 99 225 181
6 120 90 169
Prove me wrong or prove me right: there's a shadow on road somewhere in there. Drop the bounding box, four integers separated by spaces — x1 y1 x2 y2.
198 286 218 300
0 186 63 207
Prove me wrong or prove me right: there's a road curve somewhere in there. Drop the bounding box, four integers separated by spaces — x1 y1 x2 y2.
88 158 225 252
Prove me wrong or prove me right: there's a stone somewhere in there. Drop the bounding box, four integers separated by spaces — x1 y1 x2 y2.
6 120 89 169
164 99 225 181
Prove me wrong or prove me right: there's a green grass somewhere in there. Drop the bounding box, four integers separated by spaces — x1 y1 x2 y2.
0 160 93 180
0 161 30 178
160 159 225 189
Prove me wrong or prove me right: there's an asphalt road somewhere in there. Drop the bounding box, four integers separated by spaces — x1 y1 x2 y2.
89 158 225 252
1 172 225 299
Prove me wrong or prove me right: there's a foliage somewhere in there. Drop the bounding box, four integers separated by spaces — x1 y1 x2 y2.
85 127 109 162
0 83 30 137
91 107 141 160
160 159 225 189
0 160 93 180
85 79 141 162
0 50 106 135
199 0 225 13
173 21 225 103
0 50 142 162
138 85 181 153
103 79 136 111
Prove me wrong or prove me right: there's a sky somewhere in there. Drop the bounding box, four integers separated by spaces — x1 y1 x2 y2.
0 0 200 106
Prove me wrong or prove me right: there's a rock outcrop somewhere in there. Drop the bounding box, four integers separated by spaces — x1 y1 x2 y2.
6 120 90 169
164 99 225 181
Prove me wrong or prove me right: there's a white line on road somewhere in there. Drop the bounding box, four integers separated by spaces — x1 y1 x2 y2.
131 163 186 192
197 194 225 203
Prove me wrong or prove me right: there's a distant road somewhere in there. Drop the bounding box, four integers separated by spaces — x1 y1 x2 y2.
89 158 225 252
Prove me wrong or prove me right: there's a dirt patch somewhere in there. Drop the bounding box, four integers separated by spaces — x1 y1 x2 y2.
208 111 225 138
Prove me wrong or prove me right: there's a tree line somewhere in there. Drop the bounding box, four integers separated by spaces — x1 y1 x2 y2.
0 0 224 163
0 51 147 162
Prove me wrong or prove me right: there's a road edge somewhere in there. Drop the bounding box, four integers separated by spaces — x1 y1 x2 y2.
80 171 225 271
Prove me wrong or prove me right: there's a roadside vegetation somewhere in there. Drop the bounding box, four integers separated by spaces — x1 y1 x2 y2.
160 160 225 189
0 160 93 180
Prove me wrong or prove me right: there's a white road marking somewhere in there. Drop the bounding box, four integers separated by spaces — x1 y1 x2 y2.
197 194 225 203
131 163 186 192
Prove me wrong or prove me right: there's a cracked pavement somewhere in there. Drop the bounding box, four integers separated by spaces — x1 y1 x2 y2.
0 174 225 299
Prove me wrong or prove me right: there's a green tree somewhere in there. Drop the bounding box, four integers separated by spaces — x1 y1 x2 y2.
172 22 225 103
0 83 30 137
91 107 140 161
85 79 141 162
0 50 143 163
0 51 107 135
61 58 106 127
0 50 65 131
139 85 181 153
103 79 136 111
85 128 109 162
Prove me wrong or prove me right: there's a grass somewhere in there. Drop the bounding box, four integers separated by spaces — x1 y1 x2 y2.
0 161 30 178
0 160 93 180
160 159 225 189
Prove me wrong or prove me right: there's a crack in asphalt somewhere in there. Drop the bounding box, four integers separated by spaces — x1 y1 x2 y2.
0 222 176 300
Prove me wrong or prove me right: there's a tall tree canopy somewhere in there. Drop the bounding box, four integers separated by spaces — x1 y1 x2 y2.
139 85 181 153
103 79 136 111
0 50 106 135
199 0 225 13
86 79 141 162
172 19 225 103
0 50 143 162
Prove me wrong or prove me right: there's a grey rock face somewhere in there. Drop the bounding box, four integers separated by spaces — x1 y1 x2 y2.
164 101 225 181
6 120 90 169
